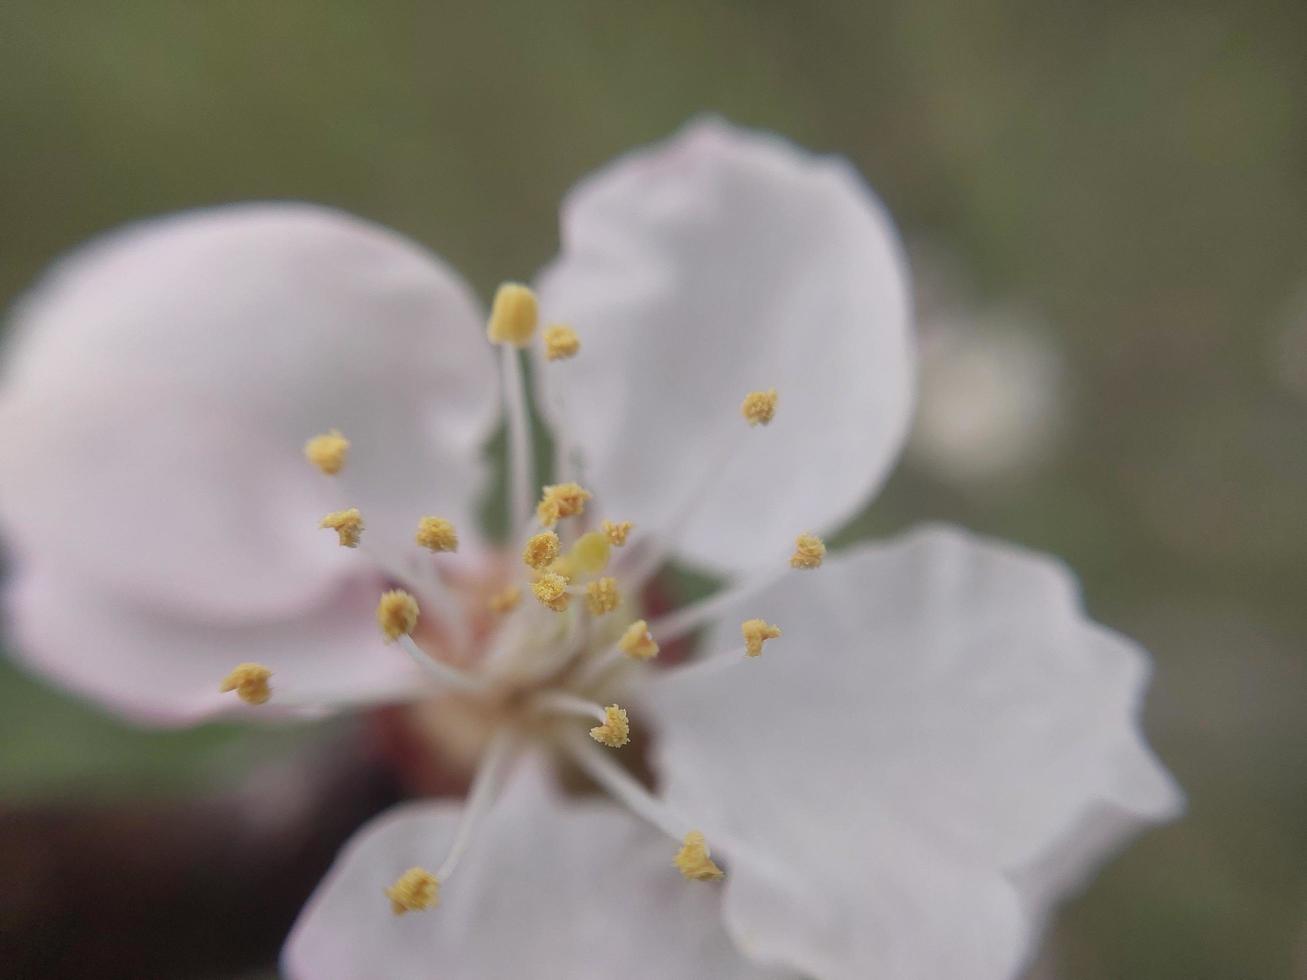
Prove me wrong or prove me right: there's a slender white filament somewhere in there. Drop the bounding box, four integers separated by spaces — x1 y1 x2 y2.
645 566 788 646
563 730 685 842
614 436 751 591
397 634 487 692
532 690 608 723
501 345 534 542
649 645 751 685
437 730 516 881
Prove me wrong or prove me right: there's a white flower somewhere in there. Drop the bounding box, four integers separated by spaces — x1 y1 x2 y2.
910 310 1065 486
0 119 1180 979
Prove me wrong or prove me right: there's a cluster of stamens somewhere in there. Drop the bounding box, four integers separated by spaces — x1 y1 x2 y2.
218 281 828 911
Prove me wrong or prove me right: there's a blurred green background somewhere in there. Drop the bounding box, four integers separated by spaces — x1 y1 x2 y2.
2 2 1305 977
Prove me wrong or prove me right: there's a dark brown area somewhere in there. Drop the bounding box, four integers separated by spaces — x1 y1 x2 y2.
0 737 403 980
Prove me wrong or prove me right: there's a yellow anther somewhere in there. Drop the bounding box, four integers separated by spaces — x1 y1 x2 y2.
741 389 778 426
585 577 620 616
542 324 581 361
790 532 826 569
674 831 725 881
523 531 561 570
414 516 458 552
220 663 272 705
532 572 572 612
386 867 440 915
487 585 522 614
570 531 611 575
602 520 633 546
319 508 364 548
618 620 659 661
377 589 419 642
535 482 591 527
741 618 782 657
304 429 350 474
589 704 630 748
486 282 538 346
536 497 561 528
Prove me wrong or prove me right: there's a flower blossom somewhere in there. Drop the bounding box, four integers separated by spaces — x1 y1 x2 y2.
0 119 1181 979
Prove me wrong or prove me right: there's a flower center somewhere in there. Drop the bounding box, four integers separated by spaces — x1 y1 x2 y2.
220 281 826 910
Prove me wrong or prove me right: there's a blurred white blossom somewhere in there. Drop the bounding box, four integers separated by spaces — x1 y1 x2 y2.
910 309 1066 487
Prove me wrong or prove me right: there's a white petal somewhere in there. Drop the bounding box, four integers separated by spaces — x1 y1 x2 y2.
6 563 422 726
0 203 497 619
536 119 913 572
642 525 1181 979
283 760 797 980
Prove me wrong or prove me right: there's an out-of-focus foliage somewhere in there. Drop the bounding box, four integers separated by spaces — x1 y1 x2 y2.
2 2 1304 977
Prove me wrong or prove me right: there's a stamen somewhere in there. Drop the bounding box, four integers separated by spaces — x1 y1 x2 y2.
741 618 781 657
377 589 420 642
674 831 725 881
318 507 364 548
646 566 788 647
569 531 610 575
589 704 630 748
485 282 539 347
523 531 561 570
535 482 591 528
650 644 759 685
436 731 515 881
501 345 535 540
790 532 826 569
397 635 486 692
602 520 633 546
219 663 271 705
564 732 720 882
618 620 659 660
386 868 439 915
741 389 778 426
487 585 522 614
531 572 571 612
542 324 580 361
304 429 350 474
585 577 620 616
415 516 458 553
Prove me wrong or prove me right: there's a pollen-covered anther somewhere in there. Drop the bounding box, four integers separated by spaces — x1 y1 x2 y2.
675 831 725 881
589 704 630 748
602 520 633 546
585 577 620 616
522 531 561 570
532 572 571 612
741 618 782 657
790 532 827 569
319 507 364 548
571 531 611 574
536 482 592 527
377 589 419 641
542 324 581 361
741 389 778 426
386 867 440 915
618 620 659 661
220 663 272 705
304 429 350 474
486 282 538 346
415 516 458 552
487 585 522 614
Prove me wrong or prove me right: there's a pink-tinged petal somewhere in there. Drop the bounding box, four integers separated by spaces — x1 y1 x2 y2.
536 119 913 573
283 760 797 980
642 524 1181 979
7 563 423 726
0 203 497 621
